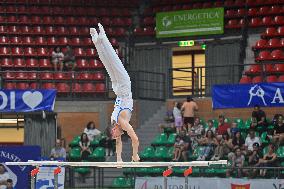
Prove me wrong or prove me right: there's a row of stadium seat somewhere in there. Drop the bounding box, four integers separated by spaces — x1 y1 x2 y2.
1 58 104 69
0 16 132 27
0 6 132 17
246 64 284 74
0 36 118 47
4 82 106 93
253 38 284 49
149 0 284 7
144 0 284 16
226 16 284 29
225 6 284 18
240 75 284 83
262 27 284 38
1 0 139 7
133 27 155 36
255 50 284 61
2 72 105 80
0 47 98 57
0 25 127 37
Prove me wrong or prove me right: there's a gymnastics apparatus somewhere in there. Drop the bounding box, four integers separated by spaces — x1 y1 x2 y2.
5 24 228 189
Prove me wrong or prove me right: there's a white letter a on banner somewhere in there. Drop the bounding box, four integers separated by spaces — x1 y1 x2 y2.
271 88 284 104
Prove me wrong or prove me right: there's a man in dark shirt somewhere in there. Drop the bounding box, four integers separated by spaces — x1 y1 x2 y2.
273 115 284 145
251 105 267 134
216 115 230 136
179 130 191 161
63 45 76 71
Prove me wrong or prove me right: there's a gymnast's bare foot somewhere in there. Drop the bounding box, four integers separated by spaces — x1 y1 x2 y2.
132 154 140 162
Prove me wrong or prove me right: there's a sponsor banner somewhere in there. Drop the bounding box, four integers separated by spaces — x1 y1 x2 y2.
212 83 284 109
156 8 224 38
36 167 65 189
135 177 284 189
0 146 41 189
0 90 56 112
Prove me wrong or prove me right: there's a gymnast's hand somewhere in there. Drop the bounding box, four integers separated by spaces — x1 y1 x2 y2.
90 27 98 44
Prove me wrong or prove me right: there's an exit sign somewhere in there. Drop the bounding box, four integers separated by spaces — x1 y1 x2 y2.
178 40 194 47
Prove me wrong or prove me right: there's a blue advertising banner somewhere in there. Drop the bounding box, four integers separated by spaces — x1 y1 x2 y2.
0 146 41 189
0 90 56 112
212 83 284 109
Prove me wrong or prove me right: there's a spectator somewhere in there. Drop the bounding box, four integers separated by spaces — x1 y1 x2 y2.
189 117 204 138
245 129 261 155
173 102 183 134
51 47 64 71
172 135 184 161
79 133 92 160
229 122 240 138
226 147 245 178
204 120 216 135
179 130 191 161
222 132 233 156
63 45 76 71
272 115 284 145
216 115 230 136
247 142 262 177
258 143 277 177
6 179 14 189
251 105 267 134
84 121 101 141
189 117 204 150
105 125 115 156
211 135 224 160
232 131 245 151
197 130 216 161
0 164 9 189
50 139 66 160
181 96 198 131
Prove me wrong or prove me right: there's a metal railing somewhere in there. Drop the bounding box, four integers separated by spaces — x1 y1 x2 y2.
170 62 282 98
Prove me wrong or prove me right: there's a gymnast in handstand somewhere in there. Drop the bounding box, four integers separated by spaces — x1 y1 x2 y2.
90 24 140 162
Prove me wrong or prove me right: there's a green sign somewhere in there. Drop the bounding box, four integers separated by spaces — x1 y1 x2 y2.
178 40 194 47
156 8 224 38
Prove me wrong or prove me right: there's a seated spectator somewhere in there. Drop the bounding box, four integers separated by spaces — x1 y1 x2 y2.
229 122 240 138
79 133 92 160
204 120 216 136
173 102 183 134
251 105 267 134
226 147 245 178
245 129 261 155
232 131 245 151
247 142 262 178
0 164 9 189
189 117 204 149
51 47 64 71
211 133 232 161
179 130 191 161
105 125 115 156
172 135 184 161
258 143 277 177
6 179 14 189
159 111 175 133
189 117 204 137
50 139 66 160
272 115 284 145
63 45 76 71
216 115 230 136
197 130 216 161
211 135 224 160
84 121 101 141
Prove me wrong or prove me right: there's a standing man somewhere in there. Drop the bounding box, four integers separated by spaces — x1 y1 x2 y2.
181 96 198 132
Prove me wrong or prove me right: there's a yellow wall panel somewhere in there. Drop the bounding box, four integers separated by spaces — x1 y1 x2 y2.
0 128 24 143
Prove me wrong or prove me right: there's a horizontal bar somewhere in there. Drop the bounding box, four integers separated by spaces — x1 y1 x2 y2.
6 160 227 168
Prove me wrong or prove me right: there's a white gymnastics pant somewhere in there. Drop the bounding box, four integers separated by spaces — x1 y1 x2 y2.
92 25 133 123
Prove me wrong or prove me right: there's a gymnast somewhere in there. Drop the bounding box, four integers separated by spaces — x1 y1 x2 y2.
90 24 140 162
